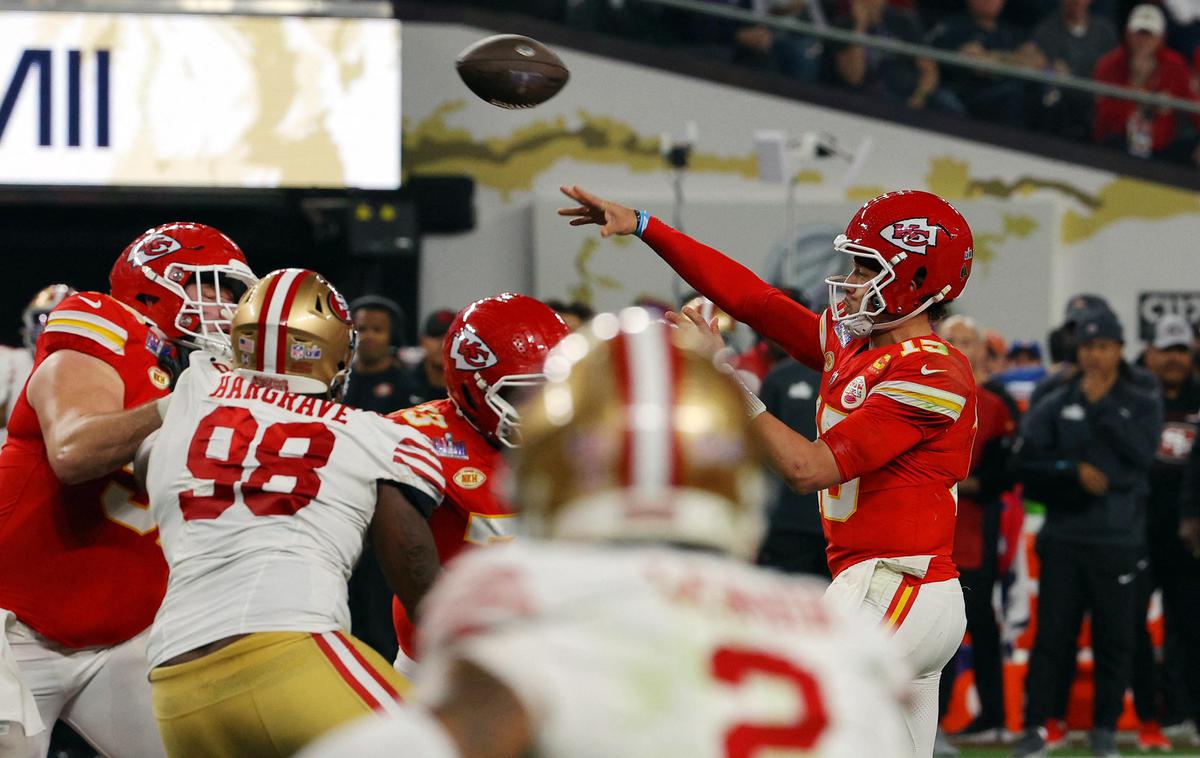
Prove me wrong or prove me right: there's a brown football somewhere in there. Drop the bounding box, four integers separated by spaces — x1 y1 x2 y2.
455 34 569 109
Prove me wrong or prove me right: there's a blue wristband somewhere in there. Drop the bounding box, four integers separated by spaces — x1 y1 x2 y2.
634 209 650 238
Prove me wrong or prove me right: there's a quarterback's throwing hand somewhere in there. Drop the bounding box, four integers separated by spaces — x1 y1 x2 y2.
558 185 637 237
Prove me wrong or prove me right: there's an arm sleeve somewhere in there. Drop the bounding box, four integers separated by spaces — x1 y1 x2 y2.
640 217 825 371
387 430 446 516
820 400 928 481
1095 390 1162 490
38 294 135 369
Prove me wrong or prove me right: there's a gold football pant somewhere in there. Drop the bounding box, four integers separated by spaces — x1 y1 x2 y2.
150 631 410 758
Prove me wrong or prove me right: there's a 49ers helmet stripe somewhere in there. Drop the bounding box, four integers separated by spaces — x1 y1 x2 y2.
615 320 678 494
272 270 309 373
257 268 307 374
253 273 283 371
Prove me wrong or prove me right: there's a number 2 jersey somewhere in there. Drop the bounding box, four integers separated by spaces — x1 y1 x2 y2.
639 218 977 581
415 542 913 758
0 292 172 648
387 397 510 657
146 355 445 668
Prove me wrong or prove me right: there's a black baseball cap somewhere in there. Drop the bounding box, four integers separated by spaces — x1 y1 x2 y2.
422 309 456 338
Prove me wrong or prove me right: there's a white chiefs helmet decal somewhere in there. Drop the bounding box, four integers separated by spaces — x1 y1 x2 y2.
450 329 498 371
880 218 944 255
129 233 182 265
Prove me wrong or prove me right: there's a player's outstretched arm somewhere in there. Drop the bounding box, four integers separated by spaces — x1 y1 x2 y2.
371 482 441 619
558 185 824 369
27 350 165 485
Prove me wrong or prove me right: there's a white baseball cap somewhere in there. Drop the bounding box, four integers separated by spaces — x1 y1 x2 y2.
1153 313 1194 349
1128 4 1166 36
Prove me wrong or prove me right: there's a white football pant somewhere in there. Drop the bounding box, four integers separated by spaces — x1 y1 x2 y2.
826 563 965 758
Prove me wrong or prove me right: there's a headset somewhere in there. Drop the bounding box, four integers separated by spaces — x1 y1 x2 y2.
349 294 406 349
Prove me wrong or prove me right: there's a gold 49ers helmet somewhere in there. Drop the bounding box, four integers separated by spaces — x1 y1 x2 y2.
230 268 355 396
22 283 76 352
514 307 766 559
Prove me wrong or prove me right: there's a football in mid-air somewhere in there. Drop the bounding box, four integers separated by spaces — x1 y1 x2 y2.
455 34 569 109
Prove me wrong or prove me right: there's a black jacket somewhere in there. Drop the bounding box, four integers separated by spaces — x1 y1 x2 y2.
1016 367 1162 546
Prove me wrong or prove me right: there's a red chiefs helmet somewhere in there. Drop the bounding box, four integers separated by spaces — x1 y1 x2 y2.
443 293 570 448
826 190 973 338
110 222 257 356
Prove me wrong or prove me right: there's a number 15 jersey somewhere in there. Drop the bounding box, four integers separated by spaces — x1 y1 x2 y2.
146 355 445 668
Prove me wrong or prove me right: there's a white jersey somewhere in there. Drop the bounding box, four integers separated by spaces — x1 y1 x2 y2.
0 345 33 446
146 354 444 668
415 542 913 758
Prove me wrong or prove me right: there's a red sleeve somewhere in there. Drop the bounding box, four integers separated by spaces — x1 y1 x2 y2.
640 217 825 371
1092 51 1131 143
36 293 136 370
822 404 926 481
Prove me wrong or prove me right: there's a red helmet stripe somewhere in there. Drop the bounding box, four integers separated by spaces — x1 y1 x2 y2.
611 333 634 488
254 274 284 372
258 269 306 374
273 270 309 374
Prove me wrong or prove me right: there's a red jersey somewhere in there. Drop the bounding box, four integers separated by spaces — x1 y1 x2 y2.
1093 45 1199 151
641 217 977 581
0 292 171 647
387 397 510 653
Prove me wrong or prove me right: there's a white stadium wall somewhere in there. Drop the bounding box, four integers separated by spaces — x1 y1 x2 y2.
405 21 1200 347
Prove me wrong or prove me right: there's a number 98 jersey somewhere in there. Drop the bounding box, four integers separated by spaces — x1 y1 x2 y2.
146 355 444 668
416 542 912 758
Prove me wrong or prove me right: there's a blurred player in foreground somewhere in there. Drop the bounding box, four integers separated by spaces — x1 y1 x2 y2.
0 223 255 757
388 293 569 672
301 308 913 758
140 269 444 757
559 185 976 758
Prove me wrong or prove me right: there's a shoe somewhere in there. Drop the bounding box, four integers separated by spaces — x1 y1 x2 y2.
1011 728 1047 758
1161 719 1200 746
1088 728 1119 758
954 717 1009 745
933 729 960 757
1137 721 1172 751
1045 718 1068 750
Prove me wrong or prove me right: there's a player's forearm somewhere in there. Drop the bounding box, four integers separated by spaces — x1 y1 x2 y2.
372 496 441 619
752 413 841 494
48 401 164 485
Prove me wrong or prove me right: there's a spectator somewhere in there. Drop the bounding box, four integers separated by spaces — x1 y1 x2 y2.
1011 309 1163 758
406 308 455 406
1093 4 1200 161
1024 0 1120 138
733 0 828 81
939 316 1017 744
997 340 1047 413
1131 314 1200 748
831 0 961 111
928 0 1033 126
343 295 415 415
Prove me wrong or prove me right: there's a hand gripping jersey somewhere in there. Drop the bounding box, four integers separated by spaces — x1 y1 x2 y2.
815 312 976 580
146 355 444 668
639 219 977 581
388 398 509 655
416 543 913 758
0 292 172 647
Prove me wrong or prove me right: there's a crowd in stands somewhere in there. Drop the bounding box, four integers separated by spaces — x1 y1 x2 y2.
461 0 1200 166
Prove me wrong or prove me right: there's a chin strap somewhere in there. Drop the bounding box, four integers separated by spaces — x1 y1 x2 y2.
855 286 951 336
